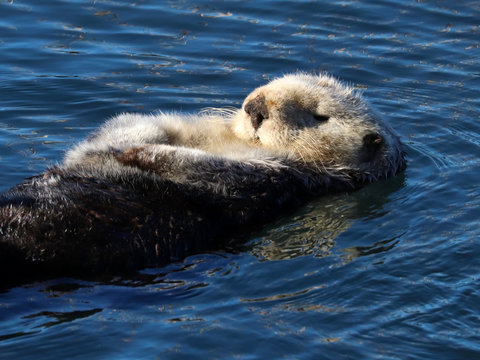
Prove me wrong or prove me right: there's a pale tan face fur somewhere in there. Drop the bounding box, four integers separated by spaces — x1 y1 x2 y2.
232 73 403 177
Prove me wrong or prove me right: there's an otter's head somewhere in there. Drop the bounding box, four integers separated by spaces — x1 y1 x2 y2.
233 73 406 183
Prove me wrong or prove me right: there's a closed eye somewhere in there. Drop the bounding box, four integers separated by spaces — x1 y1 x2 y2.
313 114 329 122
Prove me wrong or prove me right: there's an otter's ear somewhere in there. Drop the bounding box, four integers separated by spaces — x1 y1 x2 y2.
244 95 269 130
360 133 384 162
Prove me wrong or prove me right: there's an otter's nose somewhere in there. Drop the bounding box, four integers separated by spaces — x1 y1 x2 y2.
244 95 269 131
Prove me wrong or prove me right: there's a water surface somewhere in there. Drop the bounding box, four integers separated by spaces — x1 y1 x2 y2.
1 1 479 359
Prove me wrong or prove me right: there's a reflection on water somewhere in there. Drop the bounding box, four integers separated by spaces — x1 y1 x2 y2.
339 235 401 265
246 173 406 263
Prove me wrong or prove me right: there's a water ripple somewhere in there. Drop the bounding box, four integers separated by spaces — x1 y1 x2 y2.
1 0 479 359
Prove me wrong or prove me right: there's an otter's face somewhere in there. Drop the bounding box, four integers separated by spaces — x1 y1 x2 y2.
233 73 405 180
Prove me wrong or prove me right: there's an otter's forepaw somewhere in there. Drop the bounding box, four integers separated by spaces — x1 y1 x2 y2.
116 144 207 175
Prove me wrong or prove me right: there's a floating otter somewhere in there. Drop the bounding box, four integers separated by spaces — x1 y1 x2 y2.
0 73 405 282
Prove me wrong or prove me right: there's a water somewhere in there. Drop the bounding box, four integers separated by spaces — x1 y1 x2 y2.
0 0 479 358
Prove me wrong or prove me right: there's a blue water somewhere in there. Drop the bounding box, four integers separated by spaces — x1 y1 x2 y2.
1 0 479 359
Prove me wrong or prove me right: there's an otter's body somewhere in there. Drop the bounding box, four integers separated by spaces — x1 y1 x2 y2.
0 74 405 281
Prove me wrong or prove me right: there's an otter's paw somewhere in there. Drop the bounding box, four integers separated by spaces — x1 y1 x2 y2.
116 144 207 174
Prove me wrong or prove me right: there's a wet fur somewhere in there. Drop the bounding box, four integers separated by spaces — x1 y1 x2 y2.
0 73 405 282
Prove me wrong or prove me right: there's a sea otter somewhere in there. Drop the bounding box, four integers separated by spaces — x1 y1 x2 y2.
0 73 405 282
